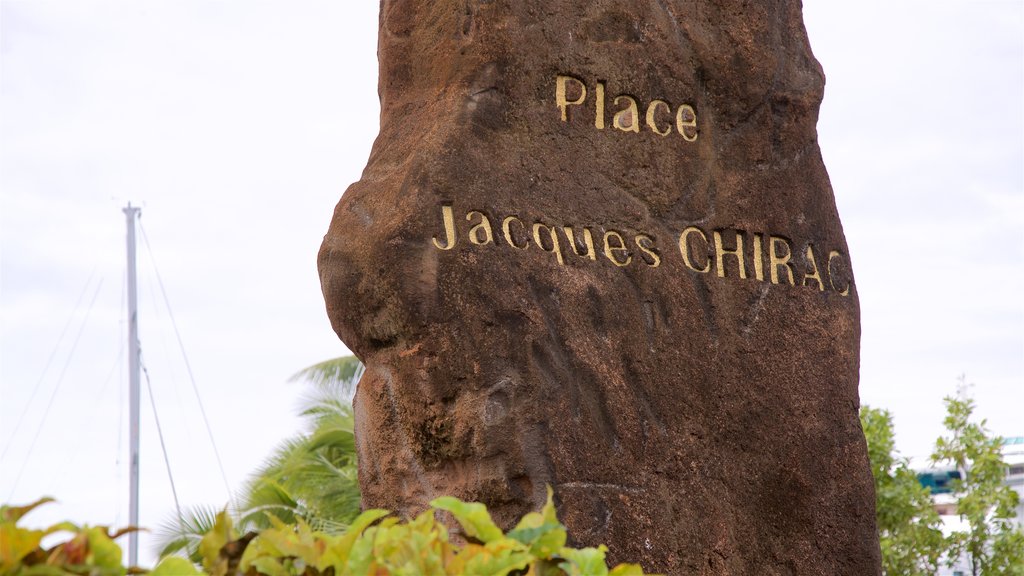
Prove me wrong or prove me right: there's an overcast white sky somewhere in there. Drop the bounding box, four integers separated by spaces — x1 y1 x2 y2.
1 0 1021 568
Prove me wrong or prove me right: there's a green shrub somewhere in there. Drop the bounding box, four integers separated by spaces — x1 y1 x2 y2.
0 497 140 576
188 487 654 576
4 490 658 575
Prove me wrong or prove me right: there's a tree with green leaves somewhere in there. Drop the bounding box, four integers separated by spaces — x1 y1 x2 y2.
932 393 1024 575
155 356 364 561
860 406 947 575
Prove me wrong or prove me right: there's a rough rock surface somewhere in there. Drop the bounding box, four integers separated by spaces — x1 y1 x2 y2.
318 1 882 573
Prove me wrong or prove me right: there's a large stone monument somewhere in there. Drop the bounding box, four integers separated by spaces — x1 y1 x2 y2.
319 1 882 573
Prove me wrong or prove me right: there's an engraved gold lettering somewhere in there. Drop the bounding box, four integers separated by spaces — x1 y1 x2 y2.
502 216 528 249
556 75 587 122
679 226 710 273
753 233 765 281
533 223 564 265
635 234 661 268
563 226 596 260
603 230 632 266
612 96 640 133
466 211 494 245
714 229 747 279
434 201 846 298
676 104 698 142
432 205 457 250
645 100 672 136
769 236 795 286
802 244 825 291
555 73 699 142
828 250 851 296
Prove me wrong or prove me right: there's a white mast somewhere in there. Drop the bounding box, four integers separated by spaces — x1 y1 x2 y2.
123 204 141 566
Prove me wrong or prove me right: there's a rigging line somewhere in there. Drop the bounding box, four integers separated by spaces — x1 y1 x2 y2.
140 356 184 526
139 247 194 450
52 268 127 494
7 277 105 500
51 334 125 493
137 221 235 508
1 268 98 465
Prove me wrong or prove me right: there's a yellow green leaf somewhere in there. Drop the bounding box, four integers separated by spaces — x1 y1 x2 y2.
526 558 567 576
198 510 234 575
1 498 55 524
508 487 566 558
84 526 125 572
541 486 559 525
558 545 610 576
151 556 202 576
344 525 378 574
0 523 44 571
430 496 504 544
250 522 320 567
249 555 291 576
460 538 532 576
321 508 389 571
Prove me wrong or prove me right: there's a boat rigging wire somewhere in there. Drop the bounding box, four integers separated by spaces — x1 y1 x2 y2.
141 356 184 527
6 277 104 500
137 221 235 509
0 269 97 465
50 332 125 496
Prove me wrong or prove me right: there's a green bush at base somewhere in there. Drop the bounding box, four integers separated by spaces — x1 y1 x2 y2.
3 489 658 576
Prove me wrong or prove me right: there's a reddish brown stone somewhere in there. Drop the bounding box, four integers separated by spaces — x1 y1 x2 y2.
318 1 881 573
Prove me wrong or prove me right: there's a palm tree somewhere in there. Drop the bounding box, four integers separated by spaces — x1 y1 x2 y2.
155 356 364 561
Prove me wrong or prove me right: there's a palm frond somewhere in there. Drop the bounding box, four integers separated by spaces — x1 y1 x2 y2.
245 436 313 483
309 516 355 534
288 356 364 401
300 393 349 420
307 425 356 455
153 504 224 562
241 478 299 515
238 480 304 530
165 357 365 548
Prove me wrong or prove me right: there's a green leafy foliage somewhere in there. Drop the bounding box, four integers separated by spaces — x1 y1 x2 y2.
0 497 139 576
506 487 567 559
860 406 946 575
198 510 237 576
154 504 224 563
236 361 362 533
431 497 505 544
932 394 1024 575
195 487 659 576
150 556 202 576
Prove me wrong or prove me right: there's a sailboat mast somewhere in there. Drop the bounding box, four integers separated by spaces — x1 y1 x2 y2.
123 204 141 566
